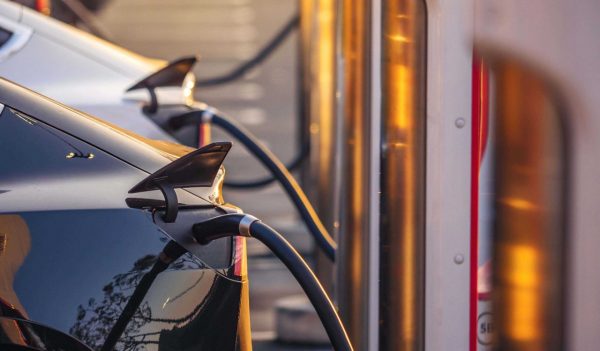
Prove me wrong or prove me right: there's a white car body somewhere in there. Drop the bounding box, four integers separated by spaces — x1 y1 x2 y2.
0 0 194 140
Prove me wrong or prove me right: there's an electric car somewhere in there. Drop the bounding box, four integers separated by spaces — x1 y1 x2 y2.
0 0 193 142
0 77 251 350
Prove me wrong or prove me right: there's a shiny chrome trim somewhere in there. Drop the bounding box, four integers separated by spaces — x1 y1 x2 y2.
239 214 259 238
367 1 382 349
201 106 217 124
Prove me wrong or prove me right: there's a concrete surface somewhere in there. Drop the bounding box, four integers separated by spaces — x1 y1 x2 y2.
275 295 329 344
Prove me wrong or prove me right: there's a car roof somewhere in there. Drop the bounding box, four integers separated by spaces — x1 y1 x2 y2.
0 77 216 212
0 0 164 80
0 77 192 172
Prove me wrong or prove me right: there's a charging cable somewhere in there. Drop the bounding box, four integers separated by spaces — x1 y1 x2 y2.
101 240 187 351
197 14 299 87
192 213 353 351
223 140 308 189
169 106 336 261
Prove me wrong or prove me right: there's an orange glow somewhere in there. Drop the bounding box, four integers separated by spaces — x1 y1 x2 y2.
236 238 252 351
386 34 412 43
388 65 413 130
316 0 336 179
500 197 538 211
338 0 369 346
491 58 566 351
503 245 542 341
36 0 51 16
380 0 427 350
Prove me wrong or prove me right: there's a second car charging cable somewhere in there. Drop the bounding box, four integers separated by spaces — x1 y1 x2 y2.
168 105 337 261
223 140 308 190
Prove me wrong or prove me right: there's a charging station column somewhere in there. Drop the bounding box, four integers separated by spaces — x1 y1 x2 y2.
335 0 372 349
301 1 427 349
299 0 338 294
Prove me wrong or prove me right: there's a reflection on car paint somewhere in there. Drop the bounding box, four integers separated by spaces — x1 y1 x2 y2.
0 210 241 351
0 316 93 351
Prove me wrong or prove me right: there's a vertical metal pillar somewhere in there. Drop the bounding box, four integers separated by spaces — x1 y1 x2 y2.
490 58 567 351
336 0 372 349
379 0 427 350
301 2 428 350
299 0 338 291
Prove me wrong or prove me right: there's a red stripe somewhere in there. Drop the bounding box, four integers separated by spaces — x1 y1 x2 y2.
35 0 50 14
233 237 244 276
469 55 489 351
197 123 208 147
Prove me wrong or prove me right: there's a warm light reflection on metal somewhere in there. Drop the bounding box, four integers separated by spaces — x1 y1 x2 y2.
503 244 542 341
237 238 252 351
183 73 196 106
386 34 412 43
316 0 336 183
300 0 337 293
380 0 427 350
337 0 370 349
499 197 537 211
490 57 566 351
302 0 336 201
211 167 226 205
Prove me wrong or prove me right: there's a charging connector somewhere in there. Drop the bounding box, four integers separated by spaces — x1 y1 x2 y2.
169 107 336 261
223 140 308 189
192 213 352 351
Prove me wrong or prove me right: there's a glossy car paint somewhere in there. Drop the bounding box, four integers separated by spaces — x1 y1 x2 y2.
0 79 244 351
0 0 192 141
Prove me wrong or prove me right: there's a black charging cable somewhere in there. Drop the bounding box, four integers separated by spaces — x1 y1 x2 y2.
101 241 187 351
192 213 353 351
197 14 299 87
224 140 309 189
169 106 336 261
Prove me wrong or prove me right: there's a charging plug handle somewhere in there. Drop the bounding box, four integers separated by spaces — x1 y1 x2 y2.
192 214 255 244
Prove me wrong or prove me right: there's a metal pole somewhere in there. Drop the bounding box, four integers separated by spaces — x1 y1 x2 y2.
379 0 427 350
490 57 567 351
335 0 372 349
300 0 338 292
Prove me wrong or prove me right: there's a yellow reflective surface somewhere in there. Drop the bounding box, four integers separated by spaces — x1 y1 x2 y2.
337 0 370 348
502 244 542 341
380 1 427 350
490 57 567 351
300 0 338 292
237 238 252 351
